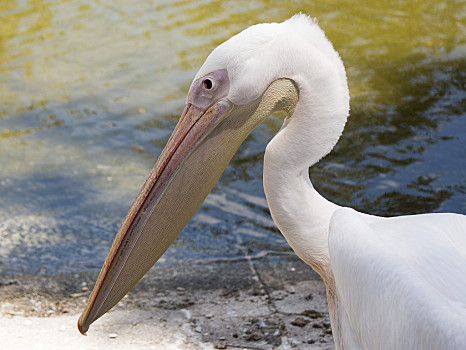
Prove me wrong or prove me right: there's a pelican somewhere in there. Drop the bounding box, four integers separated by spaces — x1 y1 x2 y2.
78 14 466 348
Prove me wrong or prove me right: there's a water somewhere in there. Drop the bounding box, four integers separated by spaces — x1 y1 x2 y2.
0 0 465 274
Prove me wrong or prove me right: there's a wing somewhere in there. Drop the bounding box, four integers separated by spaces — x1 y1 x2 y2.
329 208 466 350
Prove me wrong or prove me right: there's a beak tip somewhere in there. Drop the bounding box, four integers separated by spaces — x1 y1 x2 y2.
77 316 89 335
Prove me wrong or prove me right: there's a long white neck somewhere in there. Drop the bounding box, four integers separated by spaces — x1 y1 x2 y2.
263 157 338 276
263 66 349 279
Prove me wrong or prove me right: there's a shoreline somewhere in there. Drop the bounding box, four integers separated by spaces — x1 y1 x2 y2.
1 256 334 349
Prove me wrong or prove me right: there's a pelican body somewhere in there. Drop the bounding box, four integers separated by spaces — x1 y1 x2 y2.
78 15 466 349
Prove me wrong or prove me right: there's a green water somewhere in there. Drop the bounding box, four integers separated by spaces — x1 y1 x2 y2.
0 0 465 274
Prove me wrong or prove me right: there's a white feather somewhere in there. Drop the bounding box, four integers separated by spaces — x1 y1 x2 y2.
200 14 466 349
330 209 466 349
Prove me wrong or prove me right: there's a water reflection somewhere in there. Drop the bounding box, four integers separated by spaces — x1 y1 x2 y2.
324 57 466 215
0 0 464 274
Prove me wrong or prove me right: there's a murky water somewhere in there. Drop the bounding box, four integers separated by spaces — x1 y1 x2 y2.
1 0 465 274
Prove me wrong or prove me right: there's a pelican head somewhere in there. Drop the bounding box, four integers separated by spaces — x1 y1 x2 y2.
78 14 348 334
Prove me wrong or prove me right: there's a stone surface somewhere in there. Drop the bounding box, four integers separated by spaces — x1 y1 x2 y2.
0 255 334 349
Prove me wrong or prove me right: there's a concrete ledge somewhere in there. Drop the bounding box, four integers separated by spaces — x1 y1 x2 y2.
1 255 334 349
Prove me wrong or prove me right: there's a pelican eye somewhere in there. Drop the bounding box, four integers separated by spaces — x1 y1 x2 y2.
203 78 215 90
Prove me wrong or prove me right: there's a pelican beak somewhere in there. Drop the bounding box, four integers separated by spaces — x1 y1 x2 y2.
77 78 298 334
